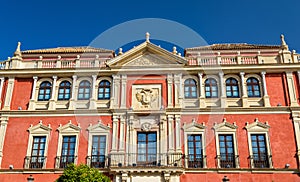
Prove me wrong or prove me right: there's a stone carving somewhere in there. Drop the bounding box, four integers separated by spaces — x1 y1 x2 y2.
136 88 157 108
128 55 161 66
141 122 152 131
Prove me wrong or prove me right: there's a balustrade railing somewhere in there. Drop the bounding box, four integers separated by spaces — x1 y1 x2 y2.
24 156 46 169
55 155 77 168
241 57 258 64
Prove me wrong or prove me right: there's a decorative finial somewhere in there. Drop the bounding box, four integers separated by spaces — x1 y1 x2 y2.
255 118 258 122
76 55 80 59
118 48 123 55
98 119 102 124
39 56 43 60
173 46 177 54
223 118 227 122
57 55 61 60
281 34 289 50
13 41 22 58
39 120 43 124
192 118 195 123
146 32 150 42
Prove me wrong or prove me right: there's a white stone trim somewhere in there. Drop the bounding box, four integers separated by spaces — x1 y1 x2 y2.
25 120 52 169
168 115 175 153
55 121 81 168
182 119 207 168
0 116 8 168
213 119 239 168
120 75 127 109
167 74 173 108
285 71 299 106
0 77 5 108
3 77 15 110
245 118 273 168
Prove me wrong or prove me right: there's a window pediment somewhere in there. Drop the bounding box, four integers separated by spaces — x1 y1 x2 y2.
57 121 81 133
28 121 52 134
245 118 270 132
213 119 238 132
183 120 206 132
87 121 110 133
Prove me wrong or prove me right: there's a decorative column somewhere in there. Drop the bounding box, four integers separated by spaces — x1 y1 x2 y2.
68 75 77 110
240 72 249 107
286 71 299 106
261 71 270 107
48 76 57 110
120 75 127 109
167 115 174 153
89 75 97 109
3 77 15 111
29 76 38 110
175 115 181 153
111 115 119 152
174 74 182 108
198 73 206 108
167 74 173 108
119 116 126 152
0 77 5 108
0 116 8 168
111 75 120 109
292 112 300 168
219 72 226 108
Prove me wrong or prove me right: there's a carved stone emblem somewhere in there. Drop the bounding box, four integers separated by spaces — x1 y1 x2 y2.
141 122 152 131
135 88 157 108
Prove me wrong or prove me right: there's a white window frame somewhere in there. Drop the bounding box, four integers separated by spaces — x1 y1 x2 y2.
55 121 81 168
182 119 207 168
213 119 239 168
245 118 273 168
86 121 110 167
25 121 52 169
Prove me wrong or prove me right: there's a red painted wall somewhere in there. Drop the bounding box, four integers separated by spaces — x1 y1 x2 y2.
265 73 288 106
11 78 32 110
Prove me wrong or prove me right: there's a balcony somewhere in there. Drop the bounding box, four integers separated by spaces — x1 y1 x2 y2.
55 155 77 168
249 155 272 168
217 154 239 168
86 155 109 168
109 153 184 168
24 156 46 169
186 154 205 168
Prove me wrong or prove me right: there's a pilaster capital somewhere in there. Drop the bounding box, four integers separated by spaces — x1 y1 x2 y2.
198 72 203 77
52 75 58 80
261 71 266 76
239 72 245 76
218 72 224 77
33 76 38 80
72 75 77 80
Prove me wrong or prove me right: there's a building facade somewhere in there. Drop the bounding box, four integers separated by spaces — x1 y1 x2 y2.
0 34 299 181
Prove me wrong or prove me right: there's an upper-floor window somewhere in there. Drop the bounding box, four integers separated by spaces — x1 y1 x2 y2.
98 80 111 100
205 78 218 98
58 81 71 100
226 78 239 98
78 80 91 100
38 81 52 101
184 78 197 98
247 77 261 97
137 132 157 166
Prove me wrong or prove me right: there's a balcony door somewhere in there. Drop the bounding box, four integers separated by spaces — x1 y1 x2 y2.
137 132 157 166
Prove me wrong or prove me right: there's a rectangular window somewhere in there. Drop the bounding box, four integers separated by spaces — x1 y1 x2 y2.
137 132 157 166
219 134 235 168
251 134 269 168
30 136 46 168
187 134 203 168
91 135 106 168
60 136 76 168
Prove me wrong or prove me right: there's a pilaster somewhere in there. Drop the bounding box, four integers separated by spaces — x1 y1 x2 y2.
167 74 173 108
0 77 5 108
175 115 181 153
0 116 8 168
29 76 38 110
198 73 206 108
240 72 249 107
261 71 270 107
119 116 126 152
219 72 226 108
48 76 57 110
111 115 119 152
286 71 298 106
89 75 97 109
3 77 15 110
111 75 121 109
68 75 77 110
120 75 127 109
167 115 175 153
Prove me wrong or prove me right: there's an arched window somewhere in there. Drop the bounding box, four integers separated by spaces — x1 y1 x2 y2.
38 81 52 101
58 81 71 100
98 80 111 100
184 78 197 98
226 78 239 98
247 77 261 97
205 78 218 98
78 80 91 100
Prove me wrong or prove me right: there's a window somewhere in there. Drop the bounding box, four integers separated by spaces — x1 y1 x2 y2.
226 78 239 98
30 136 46 168
58 81 71 100
184 78 197 98
38 81 52 101
205 78 218 98
247 77 261 97
91 135 106 168
219 134 235 168
250 134 269 168
187 134 203 168
137 132 157 166
98 80 111 100
60 136 76 168
78 80 91 100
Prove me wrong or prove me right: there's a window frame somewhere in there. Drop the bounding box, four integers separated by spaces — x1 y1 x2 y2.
77 80 91 100
184 78 198 99
205 78 218 98
246 77 261 98
58 80 71 101
98 80 111 100
38 81 52 101
137 132 157 165
226 77 239 98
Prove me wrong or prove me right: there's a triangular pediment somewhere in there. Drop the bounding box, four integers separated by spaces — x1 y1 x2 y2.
28 121 52 134
245 118 270 132
183 121 206 132
57 121 81 133
106 42 187 67
213 119 238 132
87 121 110 133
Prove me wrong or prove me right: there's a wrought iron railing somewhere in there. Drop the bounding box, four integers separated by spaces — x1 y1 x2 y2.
86 155 108 168
186 154 205 168
55 155 77 168
250 154 272 168
217 154 239 168
24 156 46 169
109 153 183 167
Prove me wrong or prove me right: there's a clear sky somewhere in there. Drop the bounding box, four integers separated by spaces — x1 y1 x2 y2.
0 0 299 60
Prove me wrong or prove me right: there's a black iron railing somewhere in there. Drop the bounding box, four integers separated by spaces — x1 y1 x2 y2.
55 155 77 168
24 156 46 169
187 154 205 168
217 154 238 168
250 154 271 168
86 155 108 168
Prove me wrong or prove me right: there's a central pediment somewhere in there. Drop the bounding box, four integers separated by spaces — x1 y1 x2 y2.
106 42 187 67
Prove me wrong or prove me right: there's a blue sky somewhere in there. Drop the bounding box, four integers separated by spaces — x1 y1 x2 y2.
0 0 299 60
